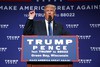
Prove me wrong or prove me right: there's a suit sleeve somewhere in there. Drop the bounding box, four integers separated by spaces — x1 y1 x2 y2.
23 19 34 35
61 24 70 35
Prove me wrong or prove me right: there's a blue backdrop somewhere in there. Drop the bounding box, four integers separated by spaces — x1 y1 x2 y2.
0 0 100 67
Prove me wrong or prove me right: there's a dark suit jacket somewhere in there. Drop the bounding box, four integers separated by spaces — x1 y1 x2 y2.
23 19 69 35
23 19 73 64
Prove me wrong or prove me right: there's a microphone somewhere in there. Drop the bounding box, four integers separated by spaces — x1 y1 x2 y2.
48 15 52 23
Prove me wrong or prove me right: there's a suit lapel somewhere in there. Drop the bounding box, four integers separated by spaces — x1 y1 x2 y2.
53 21 58 35
41 21 47 35
41 21 58 35
42 21 57 35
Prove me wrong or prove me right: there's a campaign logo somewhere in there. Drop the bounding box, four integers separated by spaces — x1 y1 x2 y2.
90 24 100 28
18 47 22 51
0 24 9 29
0 47 7 52
90 47 100 51
66 24 79 28
19 24 25 29
5 60 18 64
21 35 79 62
79 59 92 63
7 36 20 40
78 35 91 39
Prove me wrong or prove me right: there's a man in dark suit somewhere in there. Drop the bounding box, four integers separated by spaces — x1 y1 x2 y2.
23 4 72 67
23 4 69 35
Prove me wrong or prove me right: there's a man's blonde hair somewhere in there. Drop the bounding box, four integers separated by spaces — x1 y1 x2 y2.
44 4 56 12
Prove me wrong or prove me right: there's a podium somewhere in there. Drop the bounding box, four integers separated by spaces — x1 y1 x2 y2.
27 62 73 67
21 35 79 67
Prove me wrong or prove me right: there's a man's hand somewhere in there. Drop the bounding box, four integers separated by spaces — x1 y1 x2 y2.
28 10 36 20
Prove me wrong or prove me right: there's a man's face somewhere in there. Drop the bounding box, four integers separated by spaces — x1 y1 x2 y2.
44 7 55 21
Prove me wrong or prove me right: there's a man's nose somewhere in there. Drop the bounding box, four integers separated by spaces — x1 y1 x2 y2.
48 13 51 15
47 10 51 13
48 12 51 14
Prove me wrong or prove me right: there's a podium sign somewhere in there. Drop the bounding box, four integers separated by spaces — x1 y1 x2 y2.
21 35 79 62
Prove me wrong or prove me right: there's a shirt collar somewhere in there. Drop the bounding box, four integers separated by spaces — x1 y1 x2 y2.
45 19 53 24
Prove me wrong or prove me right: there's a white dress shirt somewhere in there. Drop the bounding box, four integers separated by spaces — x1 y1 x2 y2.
45 19 53 36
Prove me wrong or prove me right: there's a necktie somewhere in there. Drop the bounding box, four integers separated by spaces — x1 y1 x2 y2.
48 22 53 36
